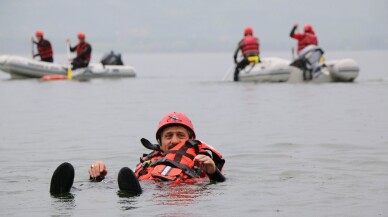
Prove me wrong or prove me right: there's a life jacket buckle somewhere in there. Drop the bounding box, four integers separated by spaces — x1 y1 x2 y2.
248 56 259 63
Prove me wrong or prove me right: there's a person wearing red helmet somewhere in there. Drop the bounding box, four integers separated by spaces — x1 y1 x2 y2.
49 112 225 195
67 32 92 70
290 23 319 54
31 30 54 62
232 27 260 81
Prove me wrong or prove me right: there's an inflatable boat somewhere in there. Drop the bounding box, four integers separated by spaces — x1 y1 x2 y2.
234 46 359 83
0 54 136 79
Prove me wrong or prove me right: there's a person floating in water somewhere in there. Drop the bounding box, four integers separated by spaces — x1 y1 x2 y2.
32 30 54 63
233 27 260 82
50 112 226 195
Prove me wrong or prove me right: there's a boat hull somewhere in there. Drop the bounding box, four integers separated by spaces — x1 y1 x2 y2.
73 64 136 80
236 57 359 83
0 55 66 78
325 59 359 82
0 55 136 79
238 57 293 82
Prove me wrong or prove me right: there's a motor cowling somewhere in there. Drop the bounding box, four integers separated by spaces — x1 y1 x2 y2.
100 51 124 66
298 45 324 67
291 45 325 80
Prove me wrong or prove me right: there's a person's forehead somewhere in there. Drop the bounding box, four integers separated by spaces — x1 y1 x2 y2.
162 125 188 134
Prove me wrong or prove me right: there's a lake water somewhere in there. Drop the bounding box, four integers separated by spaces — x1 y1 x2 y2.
0 51 387 216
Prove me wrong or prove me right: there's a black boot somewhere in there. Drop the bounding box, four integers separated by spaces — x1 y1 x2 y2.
233 70 239 82
50 162 74 195
117 167 142 195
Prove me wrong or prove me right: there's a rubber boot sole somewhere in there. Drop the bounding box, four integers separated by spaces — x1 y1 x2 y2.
50 162 74 195
117 167 142 195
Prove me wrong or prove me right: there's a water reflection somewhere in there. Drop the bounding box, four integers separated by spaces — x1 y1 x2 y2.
117 192 140 211
151 181 212 206
116 180 214 211
50 193 76 214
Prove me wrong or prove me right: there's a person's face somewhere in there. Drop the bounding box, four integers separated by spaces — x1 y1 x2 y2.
36 36 42 41
160 125 189 152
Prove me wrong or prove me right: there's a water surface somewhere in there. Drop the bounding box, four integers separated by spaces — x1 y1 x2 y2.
0 51 387 216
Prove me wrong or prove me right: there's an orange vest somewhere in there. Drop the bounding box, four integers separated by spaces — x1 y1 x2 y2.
241 36 259 56
297 33 318 53
37 39 53 59
76 42 91 62
135 140 224 182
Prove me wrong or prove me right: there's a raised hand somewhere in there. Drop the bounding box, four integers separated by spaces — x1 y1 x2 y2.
88 160 108 180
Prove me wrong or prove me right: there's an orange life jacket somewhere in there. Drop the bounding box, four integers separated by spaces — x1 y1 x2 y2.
37 39 53 59
241 36 259 56
75 42 91 62
134 140 224 182
297 33 318 53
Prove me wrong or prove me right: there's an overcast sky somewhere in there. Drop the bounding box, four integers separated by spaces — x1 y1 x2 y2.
0 0 387 54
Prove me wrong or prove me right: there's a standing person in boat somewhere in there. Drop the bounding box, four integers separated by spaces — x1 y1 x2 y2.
31 30 54 63
289 23 318 54
290 23 322 80
50 112 226 195
67 32 92 70
233 27 260 82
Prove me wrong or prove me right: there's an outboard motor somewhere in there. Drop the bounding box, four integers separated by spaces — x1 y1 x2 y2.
100 51 124 66
291 45 324 80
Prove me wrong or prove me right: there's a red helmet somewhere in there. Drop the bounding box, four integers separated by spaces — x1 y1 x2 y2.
244 27 253 35
304 24 313 33
156 112 196 141
35 30 44 37
77 32 86 40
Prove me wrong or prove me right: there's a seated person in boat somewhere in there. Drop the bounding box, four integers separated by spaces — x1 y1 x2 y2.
50 112 226 195
289 23 318 54
68 32 92 70
233 27 260 82
32 30 54 63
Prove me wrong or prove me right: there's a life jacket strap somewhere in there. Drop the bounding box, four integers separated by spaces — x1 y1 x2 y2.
151 158 200 178
164 139 201 162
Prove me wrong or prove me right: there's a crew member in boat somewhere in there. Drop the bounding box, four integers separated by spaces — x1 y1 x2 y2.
233 27 260 82
289 23 318 54
89 112 226 193
68 32 92 70
32 30 54 63
290 23 323 80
